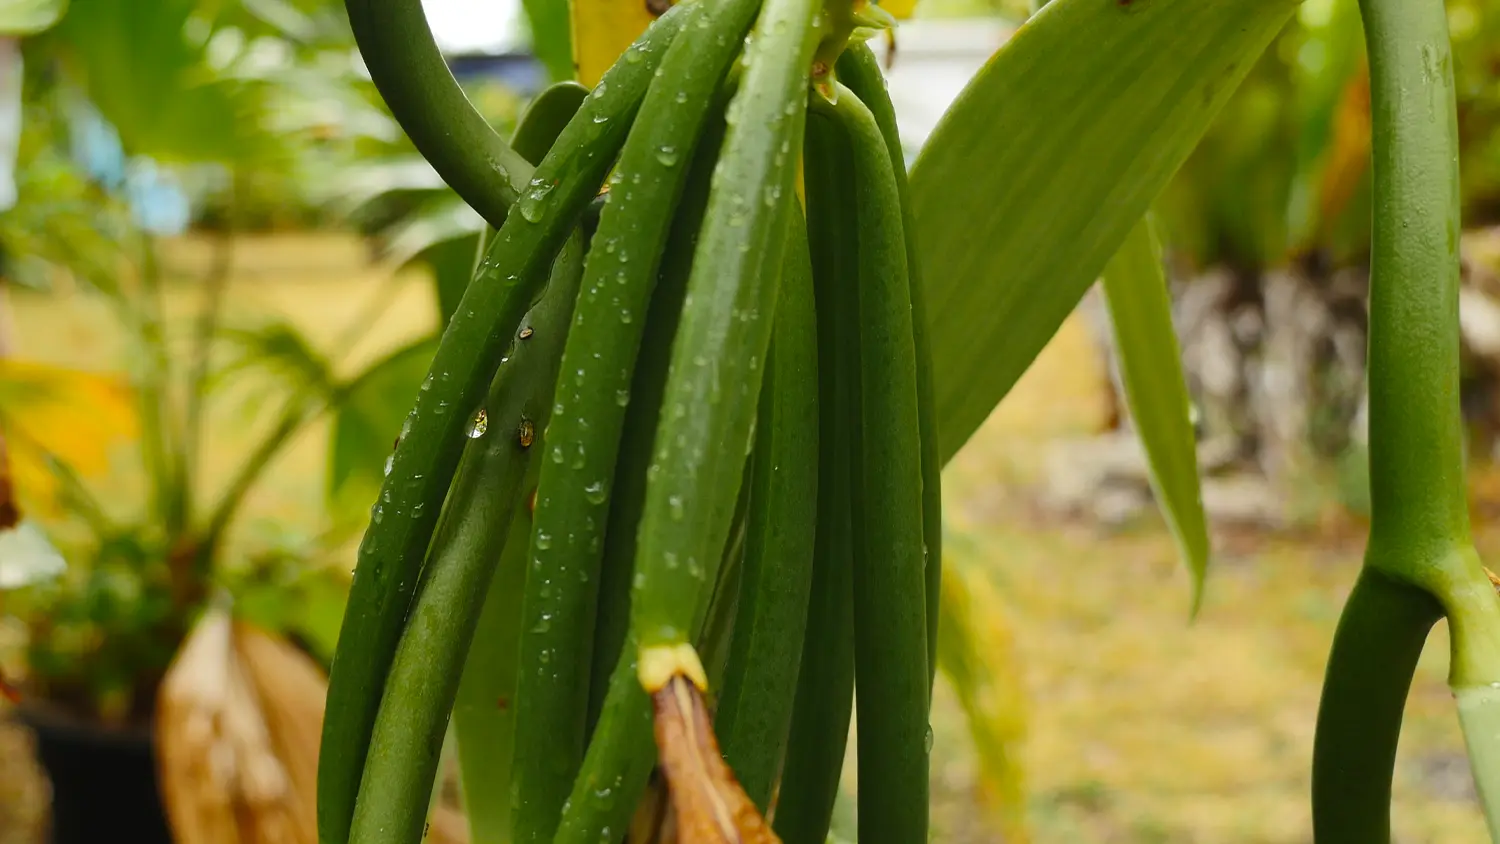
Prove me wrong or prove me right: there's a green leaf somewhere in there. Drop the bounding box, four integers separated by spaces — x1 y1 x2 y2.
0 0 65 34
325 335 438 525
1100 216 1210 609
522 0 573 83
909 0 1299 465
49 0 278 163
418 232 486 327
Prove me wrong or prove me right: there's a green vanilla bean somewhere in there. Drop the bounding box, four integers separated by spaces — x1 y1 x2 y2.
773 109 858 844
348 228 586 844
442 79 585 844
837 42 944 696
585 98 729 736
817 82 929 844
714 207 820 812
344 0 532 227
318 10 691 844
508 0 763 836
628 0 820 696
1314 0 1500 838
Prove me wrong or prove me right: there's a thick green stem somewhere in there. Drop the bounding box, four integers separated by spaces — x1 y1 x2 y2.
1312 569 1440 843
1359 0 1468 565
344 0 532 229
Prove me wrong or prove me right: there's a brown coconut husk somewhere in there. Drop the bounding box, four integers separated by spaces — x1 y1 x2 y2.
156 607 470 844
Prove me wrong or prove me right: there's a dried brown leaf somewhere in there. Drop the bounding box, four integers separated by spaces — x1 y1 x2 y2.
651 676 780 844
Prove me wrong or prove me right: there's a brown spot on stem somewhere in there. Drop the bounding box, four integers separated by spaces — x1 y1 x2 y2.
652 676 779 843
518 418 535 449
519 326 534 340
1486 566 1500 592
646 0 672 16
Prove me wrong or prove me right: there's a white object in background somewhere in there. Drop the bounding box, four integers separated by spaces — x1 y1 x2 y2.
870 20 1014 160
0 521 67 589
423 0 527 55
0 37 21 212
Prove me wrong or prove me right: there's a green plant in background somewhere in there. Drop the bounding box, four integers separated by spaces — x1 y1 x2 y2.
0 0 432 722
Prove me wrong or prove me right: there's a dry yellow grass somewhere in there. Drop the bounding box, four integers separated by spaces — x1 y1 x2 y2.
5 234 1494 842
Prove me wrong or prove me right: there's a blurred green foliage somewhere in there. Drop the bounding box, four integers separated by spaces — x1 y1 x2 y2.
1159 0 1500 273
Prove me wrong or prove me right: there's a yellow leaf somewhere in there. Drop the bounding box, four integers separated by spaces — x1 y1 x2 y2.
0 360 138 511
937 549 1029 843
572 0 670 88
881 0 917 19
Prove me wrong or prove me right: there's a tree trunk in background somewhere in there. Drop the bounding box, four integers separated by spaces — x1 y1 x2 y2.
1061 227 1500 530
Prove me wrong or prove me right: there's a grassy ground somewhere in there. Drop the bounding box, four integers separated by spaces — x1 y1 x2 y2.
3 234 1494 842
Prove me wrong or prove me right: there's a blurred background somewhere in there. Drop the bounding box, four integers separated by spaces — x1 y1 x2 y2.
5 0 1500 841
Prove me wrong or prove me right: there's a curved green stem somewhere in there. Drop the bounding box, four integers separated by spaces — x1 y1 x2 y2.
345 0 533 228
1312 569 1440 843
1317 1 1500 839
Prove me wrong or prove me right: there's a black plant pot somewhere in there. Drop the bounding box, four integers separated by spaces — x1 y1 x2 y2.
19 707 173 844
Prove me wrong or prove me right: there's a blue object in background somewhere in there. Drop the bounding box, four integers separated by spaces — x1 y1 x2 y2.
447 52 548 98
66 96 191 236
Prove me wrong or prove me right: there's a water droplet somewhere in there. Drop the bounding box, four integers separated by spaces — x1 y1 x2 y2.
668 495 684 520
540 649 552 663
584 480 608 505
625 47 643 64
675 91 688 104
656 145 679 167
925 725 935 753
372 506 384 524
551 445 566 464
572 443 587 469
664 551 680 570
575 368 587 386
419 376 432 392
383 454 395 476
591 81 609 98
615 389 631 407
519 177 555 222
536 533 553 550
592 113 610 124
633 571 646 589
619 308 633 324
467 408 489 438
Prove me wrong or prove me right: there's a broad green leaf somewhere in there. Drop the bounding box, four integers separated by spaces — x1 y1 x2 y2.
1100 216 1210 609
0 0 64 34
523 0 573 83
325 336 438 524
909 0 1298 465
